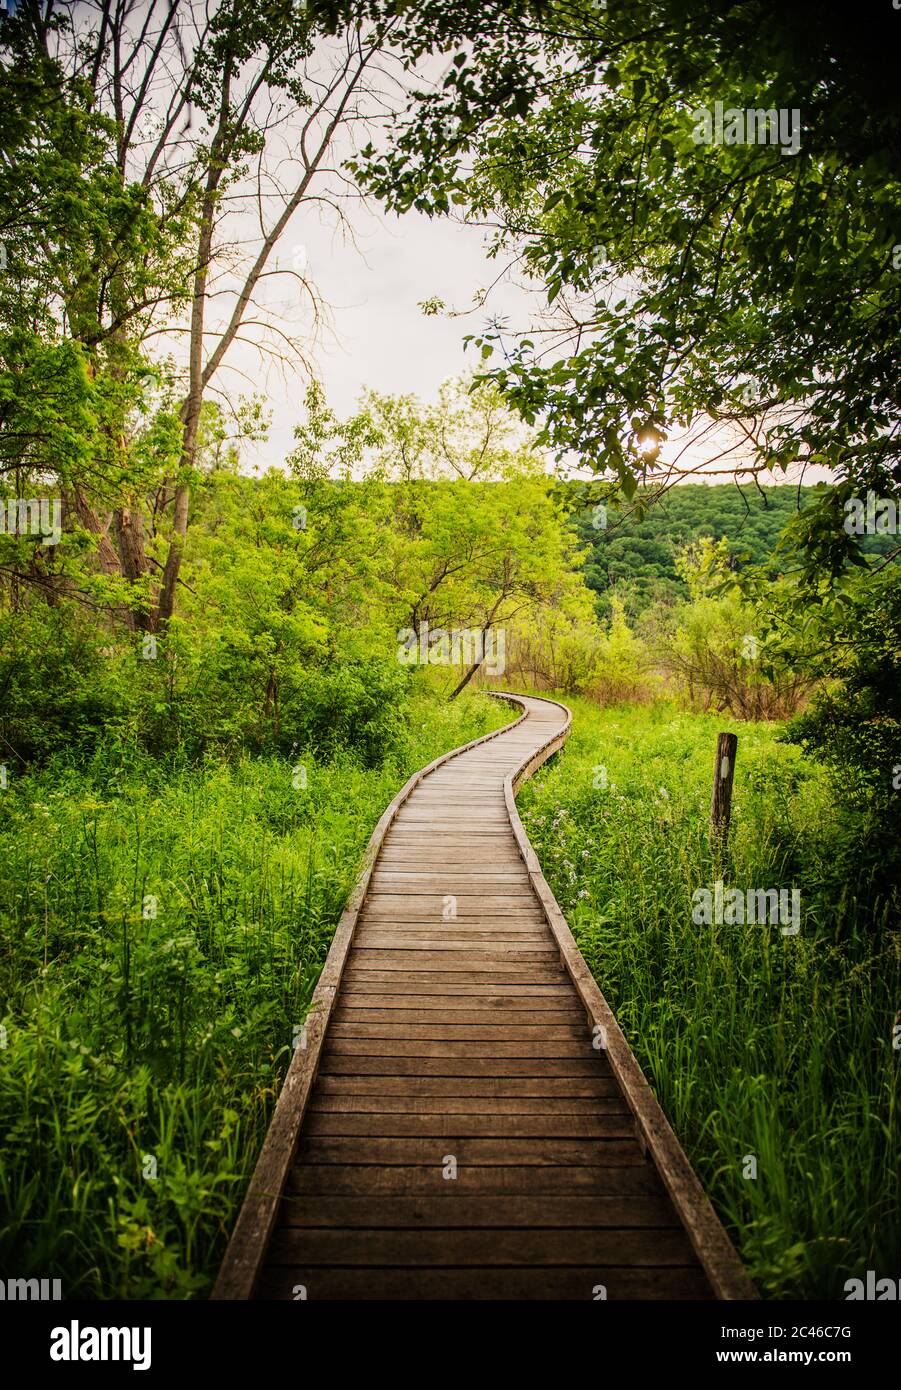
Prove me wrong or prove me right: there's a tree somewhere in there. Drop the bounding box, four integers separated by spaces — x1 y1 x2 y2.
288 378 593 696
347 0 901 580
1 0 403 629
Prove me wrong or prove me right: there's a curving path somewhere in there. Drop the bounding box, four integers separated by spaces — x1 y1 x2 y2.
213 694 756 1301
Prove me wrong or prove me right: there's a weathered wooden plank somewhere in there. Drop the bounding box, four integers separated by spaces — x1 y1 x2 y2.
385 826 516 836
404 795 508 804
352 947 555 964
337 995 578 1017
312 1074 621 1099
374 851 524 864
266 1227 695 1266
353 922 551 937
390 820 512 832
351 935 554 952
368 873 533 891
360 897 550 916
415 783 511 791
318 1055 603 1077
355 928 553 939
335 1006 584 1024
309 1093 628 1115
382 840 520 853
303 1112 637 1139
347 949 561 971
285 1162 666 1197
295 1137 644 1165
276 1194 678 1228
386 818 514 827
342 968 568 985
408 804 509 813
327 1021 587 1042
356 921 550 934
372 856 528 867
339 980 575 998
325 1038 596 1058
357 917 550 931
359 906 548 918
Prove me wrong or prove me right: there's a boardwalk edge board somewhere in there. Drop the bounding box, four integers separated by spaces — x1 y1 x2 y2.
210 696 529 1300
212 690 757 1302
490 691 758 1302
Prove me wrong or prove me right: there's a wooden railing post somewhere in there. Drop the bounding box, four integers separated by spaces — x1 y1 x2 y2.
710 731 738 854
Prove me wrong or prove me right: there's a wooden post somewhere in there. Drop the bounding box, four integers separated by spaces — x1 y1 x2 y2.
710 732 738 852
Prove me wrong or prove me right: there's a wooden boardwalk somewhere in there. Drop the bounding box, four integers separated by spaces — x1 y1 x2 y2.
213 694 756 1301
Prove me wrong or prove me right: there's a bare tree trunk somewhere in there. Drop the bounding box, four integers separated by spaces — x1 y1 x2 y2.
155 36 376 627
114 504 154 630
155 58 222 627
65 486 124 579
449 606 503 700
449 656 484 700
156 468 194 625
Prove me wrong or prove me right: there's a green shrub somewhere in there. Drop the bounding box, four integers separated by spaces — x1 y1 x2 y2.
0 684 510 1297
518 699 900 1298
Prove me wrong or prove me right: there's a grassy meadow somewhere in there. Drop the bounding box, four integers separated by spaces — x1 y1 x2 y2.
517 699 900 1299
0 685 510 1298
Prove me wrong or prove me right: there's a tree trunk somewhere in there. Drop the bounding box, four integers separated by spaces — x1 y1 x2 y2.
449 602 505 700
156 479 192 626
65 486 124 578
449 656 484 700
114 504 154 629
449 622 496 700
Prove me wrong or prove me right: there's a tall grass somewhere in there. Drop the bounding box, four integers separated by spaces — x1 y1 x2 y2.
0 685 509 1298
518 697 900 1299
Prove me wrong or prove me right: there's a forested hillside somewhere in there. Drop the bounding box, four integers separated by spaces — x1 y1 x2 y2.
568 484 897 617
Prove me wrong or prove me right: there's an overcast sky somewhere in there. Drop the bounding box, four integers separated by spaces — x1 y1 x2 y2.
221 193 827 488
218 198 535 471
193 32 824 492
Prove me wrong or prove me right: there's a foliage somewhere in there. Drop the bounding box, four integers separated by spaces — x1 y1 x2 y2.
0 683 509 1297
518 698 901 1298
350 2 901 571
567 483 897 621
656 591 811 720
629 539 815 720
784 570 901 890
